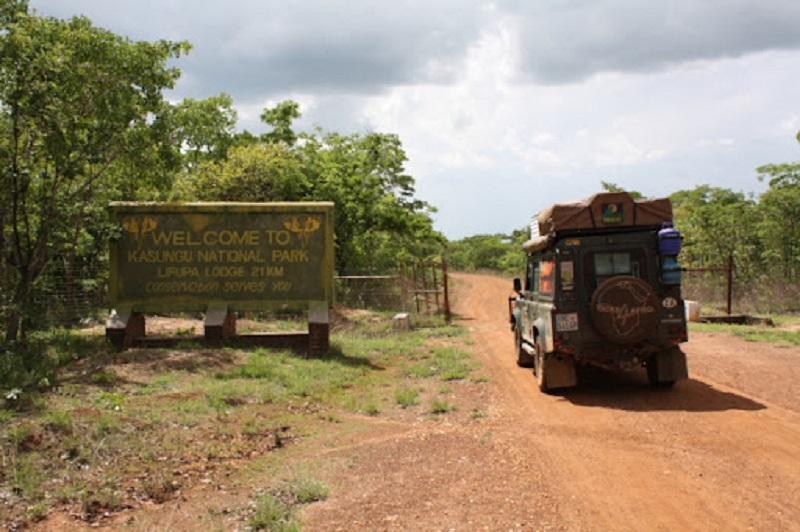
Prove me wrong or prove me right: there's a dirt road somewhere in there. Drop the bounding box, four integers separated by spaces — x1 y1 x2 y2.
429 272 800 531
38 273 800 530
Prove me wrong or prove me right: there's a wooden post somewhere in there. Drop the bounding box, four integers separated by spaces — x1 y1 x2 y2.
726 253 734 316
421 261 430 313
412 264 420 313
442 258 451 323
400 263 409 312
431 262 440 313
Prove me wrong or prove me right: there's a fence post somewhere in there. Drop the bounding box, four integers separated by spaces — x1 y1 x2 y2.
442 257 451 323
421 261 430 313
726 253 734 316
411 264 420 313
431 262 440 313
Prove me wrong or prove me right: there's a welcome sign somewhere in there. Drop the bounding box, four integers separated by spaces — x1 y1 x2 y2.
108 202 335 312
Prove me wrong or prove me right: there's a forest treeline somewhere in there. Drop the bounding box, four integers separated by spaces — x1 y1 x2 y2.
448 151 800 312
0 3 442 343
2 2 799 346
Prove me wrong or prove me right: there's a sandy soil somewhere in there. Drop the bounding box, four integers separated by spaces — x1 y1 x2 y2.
36 273 800 531
436 273 800 531
308 273 800 531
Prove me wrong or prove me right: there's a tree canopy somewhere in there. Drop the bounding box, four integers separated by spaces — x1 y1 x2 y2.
0 3 189 340
0 5 443 343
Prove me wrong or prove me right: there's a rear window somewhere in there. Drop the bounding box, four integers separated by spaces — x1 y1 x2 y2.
594 252 631 276
540 260 555 295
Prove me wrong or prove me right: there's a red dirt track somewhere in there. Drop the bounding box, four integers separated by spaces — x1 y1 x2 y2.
35 273 800 531
440 272 800 531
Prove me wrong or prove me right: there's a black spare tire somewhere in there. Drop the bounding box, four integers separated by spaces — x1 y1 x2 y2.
590 275 660 344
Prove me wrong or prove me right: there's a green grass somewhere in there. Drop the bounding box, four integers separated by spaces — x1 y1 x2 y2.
394 387 420 408
89 369 120 387
770 314 800 327
470 409 486 420
41 409 73 434
10 454 46 500
248 473 328 530
282 475 329 504
690 322 800 346
95 391 126 410
429 398 456 415
0 314 476 528
249 494 299 531
405 346 474 381
0 409 14 424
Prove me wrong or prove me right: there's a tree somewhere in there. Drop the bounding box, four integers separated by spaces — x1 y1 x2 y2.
187 100 445 273
757 185 800 280
0 6 189 341
755 131 800 279
168 93 237 171
670 186 761 280
182 143 308 201
297 130 443 272
756 131 800 188
600 181 645 199
260 100 301 146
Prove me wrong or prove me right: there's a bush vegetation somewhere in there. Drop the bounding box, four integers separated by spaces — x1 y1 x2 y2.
0 313 474 527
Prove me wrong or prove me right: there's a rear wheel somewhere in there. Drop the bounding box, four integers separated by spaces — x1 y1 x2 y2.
515 329 535 367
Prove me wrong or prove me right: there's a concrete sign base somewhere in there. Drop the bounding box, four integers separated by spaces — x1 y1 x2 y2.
106 304 330 355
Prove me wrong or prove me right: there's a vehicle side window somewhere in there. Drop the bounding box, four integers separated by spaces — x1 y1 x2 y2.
524 257 533 291
529 255 540 293
540 259 555 295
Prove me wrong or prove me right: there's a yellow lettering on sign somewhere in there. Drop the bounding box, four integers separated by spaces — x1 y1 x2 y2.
157 266 200 278
272 249 309 263
196 250 266 263
203 266 245 277
151 231 201 246
250 266 284 277
265 230 291 246
202 230 260 246
128 250 193 263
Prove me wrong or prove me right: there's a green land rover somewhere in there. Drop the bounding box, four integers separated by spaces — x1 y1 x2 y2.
510 192 689 392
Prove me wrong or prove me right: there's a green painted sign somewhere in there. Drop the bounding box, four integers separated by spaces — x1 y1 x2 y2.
601 202 624 224
109 202 334 312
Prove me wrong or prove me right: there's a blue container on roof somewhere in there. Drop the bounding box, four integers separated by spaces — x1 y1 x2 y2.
658 222 682 256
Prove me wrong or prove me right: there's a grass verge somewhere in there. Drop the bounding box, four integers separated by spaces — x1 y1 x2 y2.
0 311 476 529
690 322 800 347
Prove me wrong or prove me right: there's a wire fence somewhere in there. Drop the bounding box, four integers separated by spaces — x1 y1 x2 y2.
335 258 451 319
1 258 452 338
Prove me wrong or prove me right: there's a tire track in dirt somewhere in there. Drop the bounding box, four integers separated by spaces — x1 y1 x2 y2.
450 272 800 531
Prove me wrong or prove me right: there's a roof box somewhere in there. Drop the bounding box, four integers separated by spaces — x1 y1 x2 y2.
537 192 671 235
523 192 673 252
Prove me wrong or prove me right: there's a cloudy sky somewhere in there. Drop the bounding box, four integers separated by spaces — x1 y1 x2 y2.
32 1 800 238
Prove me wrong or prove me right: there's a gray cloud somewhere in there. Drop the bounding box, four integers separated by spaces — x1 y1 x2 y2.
31 1 800 98
31 0 485 102
500 0 800 83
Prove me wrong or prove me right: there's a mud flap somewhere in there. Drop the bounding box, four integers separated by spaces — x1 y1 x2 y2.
545 353 578 389
652 347 689 382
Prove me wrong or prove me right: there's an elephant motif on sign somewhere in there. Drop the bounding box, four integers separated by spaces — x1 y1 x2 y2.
284 216 321 247
122 216 158 246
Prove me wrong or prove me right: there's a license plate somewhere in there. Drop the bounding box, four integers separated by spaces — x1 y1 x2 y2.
555 313 578 332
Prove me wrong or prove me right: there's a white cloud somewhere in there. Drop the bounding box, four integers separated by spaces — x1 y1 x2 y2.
30 0 800 238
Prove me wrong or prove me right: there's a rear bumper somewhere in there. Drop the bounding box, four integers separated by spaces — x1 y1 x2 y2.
571 341 666 369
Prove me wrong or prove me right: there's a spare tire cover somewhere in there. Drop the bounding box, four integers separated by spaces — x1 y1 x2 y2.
590 275 661 344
